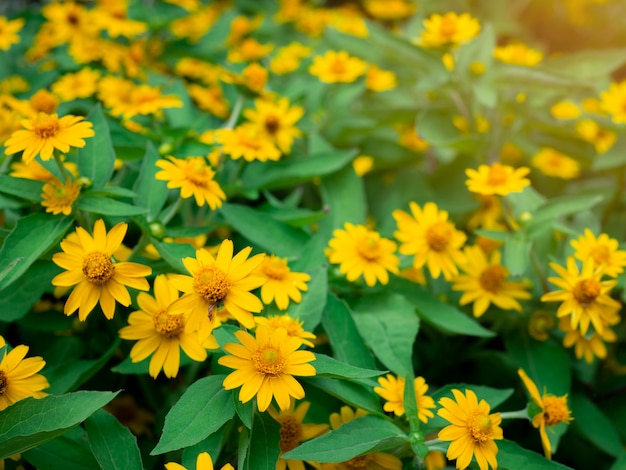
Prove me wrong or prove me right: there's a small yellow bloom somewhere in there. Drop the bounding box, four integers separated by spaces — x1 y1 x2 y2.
571 229 626 277
165 452 234 470
373 374 435 423
493 42 543 66
0 16 25 50
352 155 374 176
255 314 316 348
424 451 447 470
600 80 626 123
550 101 581 120
442 52 455 71
216 125 281 162
41 177 81 215
576 119 616 154
243 97 304 154
419 12 480 48
528 311 555 341
29 89 59 114
309 50 367 84
466 195 503 230
0 343 49 410
363 0 415 20
365 65 397 92
257 256 310 310
52 68 101 101
531 147 580 180
559 316 617 364
227 38 274 63
465 162 531 196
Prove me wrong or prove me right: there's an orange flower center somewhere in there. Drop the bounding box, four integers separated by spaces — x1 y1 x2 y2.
542 395 571 426
486 164 508 186
30 91 58 114
439 16 458 39
279 415 303 453
262 257 289 280
193 265 231 305
184 160 212 187
0 371 7 395
153 310 185 338
479 265 506 293
356 234 381 261
331 58 347 76
82 251 115 284
573 278 600 306
345 454 373 469
253 346 285 376
468 412 493 443
33 113 61 139
426 221 453 252
265 115 280 135
590 245 611 265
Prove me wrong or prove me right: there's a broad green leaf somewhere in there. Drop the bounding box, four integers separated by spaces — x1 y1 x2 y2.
417 110 470 146
235 396 255 429
0 175 43 202
85 409 143 470
283 415 408 462
350 292 419 376
289 266 327 332
570 393 622 458
0 213 73 291
498 439 573 469
497 66 585 89
151 375 235 455
0 261 59 322
23 427 100 470
163 78 196 128
304 377 382 415
0 391 119 460
90 186 138 199
133 141 169 222
503 233 531 277
526 194 603 237
610 452 626 470
542 48 626 81
318 165 367 237
75 194 148 216
77 104 116 189
245 410 281 470
313 353 385 379
151 239 196 273
182 421 234 469
389 277 494 337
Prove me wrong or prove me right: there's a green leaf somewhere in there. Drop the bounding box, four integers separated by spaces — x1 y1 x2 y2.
498 439 573 469
389 276 494 337
0 213 73 291
610 452 626 470
304 377 382 415
133 141 169 222
350 292 419 376
234 396 255 430
0 175 43 202
23 427 100 470
85 409 143 470
526 194 603 237
75 194 148 216
503 232 531 277
570 393 622 458
289 266 327 332
245 410 281 470
151 375 236 455
151 239 196 273
283 415 408 462
542 48 626 81
0 391 119 460
313 353 385 379
220 202 309 258
90 186 138 199
77 103 116 189
318 165 367 237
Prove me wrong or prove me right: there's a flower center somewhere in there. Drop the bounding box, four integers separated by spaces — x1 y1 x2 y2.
426 222 453 252
253 346 285 376
468 412 493 443
153 310 185 338
262 257 289 280
542 395 571 426
331 58 347 76
487 164 508 186
573 279 600 306
479 265 507 293
440 16 457 39
0 370 7 395
33 113 61 139
265 116 280 135
279 415 303 453
590 245 611 265
82 251 115 284
356 234 381 261
184 160 212 187
193 265 231 305
345 454 373 469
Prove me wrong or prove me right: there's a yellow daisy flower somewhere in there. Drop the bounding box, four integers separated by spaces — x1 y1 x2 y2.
308 50 367 84
51 67 101 101
393 202 467 280
242 97 304 154
531 147 580 180
352 155 374 176
559 316 617 364
576 119 616 154
3 112 94 164
465 163 531 196
10 158 57 183
493 42 543 66
452 246 531 318
550 101 581 120
255 314 316 348
423 451 446 470
227 37 274 63
0 16 25 50
365 65 397 92
325 222 400 287
0 343 49 410
571 229 626 277
165 452 234 470
118 275 210 379
437 389 503 470
600 80 626 123
373 374 435 423
51 219 152 321
218 326 316 412
257 255 310 310
466 195 503 230
541 257 621 335
168 239 265 331
187 83 230 119
364 0 416 20
518 369 573 460
419 12 480 48
155 156 226 209
216 124 281 162
29 89 59 114
41 177 81 216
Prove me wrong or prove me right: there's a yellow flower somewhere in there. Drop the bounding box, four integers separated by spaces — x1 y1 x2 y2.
155 156 226 209
168 240 265 331
352 155 374 176
576 119 616 154
226 15 262 46
309 50 367 84
419 12 480 48
365 65 397 92
571 229 626 277
531 147 580 179
10 158 56 183
325 223 399 287
29 89 59 114
0 343 49 410
452 246 531 318
600 80 626 123
218 326 316 412
227 38 274 63
363 0 416 20
165 452 234 470
187 83 230 119
4 112 94 164
493 43 543 66
527 311 555 341
517 369 573 460
41 1 93 45
240 62 269 93
51 67 101 101
269 399 329 470
559 316 617 364
466 195 503 230
465 163 530 196
393 202 467 280
270 42 312 75
541 257 621 335
255 314 316 348
119 275 210 379
110 84 183 119
373 374 435 423
243 97 304 154
550 101 581 120
41 177 81 215
396 123 429 152
424 451 446 470
437 389 503 470
257 256 310 310
0 16 25 50
216 125 281 162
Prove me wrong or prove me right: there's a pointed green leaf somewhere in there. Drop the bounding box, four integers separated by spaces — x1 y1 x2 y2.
313 353 385 379
245 410 281 470
318 165 366 237
0 175 43 202
570 393 622 458
289 266 327 332
151 239 196 273
75 194 148 216
133 141 168 222
23 427 100 470
85 409 143 470
77 104 116 189
498 439 573 469
304 377 382 415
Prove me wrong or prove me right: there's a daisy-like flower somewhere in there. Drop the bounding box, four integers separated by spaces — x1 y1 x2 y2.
571 229 626 277
419 12 480 48
269 399 329 470
353 155 374 176
559 316 617 364
51 219 152 321
165 452 234 470
41 177 81 216
600 80 626 124
243 97 304 154
218 326 316 412
423 451 446 470
51 68 101 101
155 156 226 209
365 65 397 92
393 202 467 280
0 342 49 410
255 314 316 348
216 125 281 162
465 163 531 196
364 0 416 20
29 89 59 114
576 119 616 154
227 37 274 62
452 246 531 318
437 389 503 470
466 195 503 230
257 255 310 310
168 240 265 331
0 16 25 50
518 369 573 460
119 275 210 379
3 112 94 164
541 257 621 335
531 147 580 180
309 50 367 84
550 101 581 120
493 42 543 66
187 83 230 119
373 374 435 423
325 223 399 287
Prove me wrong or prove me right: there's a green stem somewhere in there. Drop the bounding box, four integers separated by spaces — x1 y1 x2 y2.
53 152 71 181
224 95 244 130
499 408 529 420
160 197 183 226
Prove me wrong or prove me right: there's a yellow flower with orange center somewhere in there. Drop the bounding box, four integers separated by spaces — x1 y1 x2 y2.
550 100 581 120
0 341 49 410
531 147 580 180
255 314 316 348
216 124 281 162
227 37 274 62
419 12 480 48
373 374 435 423
465 162 531 196
0 16 25 50
363 0 416 20
576 119 616 154
559 316 617 364
309 50 367 84
41 177 81 215
243 97 304 154
493 42 543 66
600 80 626 123
187 83 230 119
257 256 310 310
29 89 59 114
51 67 101 101
365 65 397 92
571 229 626 277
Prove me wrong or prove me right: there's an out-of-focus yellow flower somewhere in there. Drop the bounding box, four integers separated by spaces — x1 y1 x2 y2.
366 65 397 92
419 12 480 48
309 50 367 84
493 42 542 66
576 119 616 154
550 101 581 120
531 147 580 179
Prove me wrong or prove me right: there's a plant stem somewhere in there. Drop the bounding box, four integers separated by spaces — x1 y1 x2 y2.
53 152 71 181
